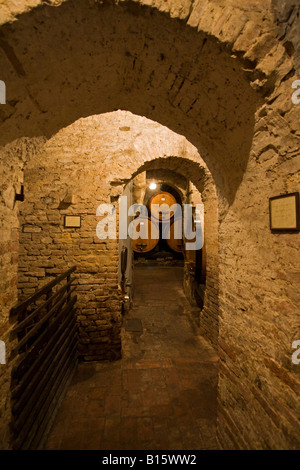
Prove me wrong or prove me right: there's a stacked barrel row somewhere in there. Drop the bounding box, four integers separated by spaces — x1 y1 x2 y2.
132 191 206 283
132 191 182 254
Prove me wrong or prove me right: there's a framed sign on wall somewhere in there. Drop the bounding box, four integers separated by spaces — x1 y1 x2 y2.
64 215 81 228
269 192 300 231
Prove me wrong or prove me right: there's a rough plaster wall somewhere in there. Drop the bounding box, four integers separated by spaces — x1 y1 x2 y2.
0 136 46 449
18 111 217 363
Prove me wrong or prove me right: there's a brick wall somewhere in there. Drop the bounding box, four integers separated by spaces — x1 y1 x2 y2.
0 137 45 449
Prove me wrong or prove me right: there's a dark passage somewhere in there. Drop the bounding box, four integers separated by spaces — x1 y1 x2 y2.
45 265 219 450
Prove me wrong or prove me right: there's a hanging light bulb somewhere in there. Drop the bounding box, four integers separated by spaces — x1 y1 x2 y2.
149 182 157 190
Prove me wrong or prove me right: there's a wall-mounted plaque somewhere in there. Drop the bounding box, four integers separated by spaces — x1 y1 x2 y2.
269 192 299 231
64 215 81 228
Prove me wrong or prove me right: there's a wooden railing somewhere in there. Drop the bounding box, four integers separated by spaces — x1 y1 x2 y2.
10 266 78 450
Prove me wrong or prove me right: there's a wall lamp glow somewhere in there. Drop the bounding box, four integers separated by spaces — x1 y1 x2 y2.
149 182 157 190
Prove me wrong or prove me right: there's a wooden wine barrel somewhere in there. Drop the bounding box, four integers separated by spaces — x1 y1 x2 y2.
162 218 184 253
132 217 159 253
149 191 178 221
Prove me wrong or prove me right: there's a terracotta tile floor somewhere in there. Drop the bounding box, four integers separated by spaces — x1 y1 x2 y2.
45 265 219 450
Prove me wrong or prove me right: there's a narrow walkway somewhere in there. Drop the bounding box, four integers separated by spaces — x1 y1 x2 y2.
45 265 219 450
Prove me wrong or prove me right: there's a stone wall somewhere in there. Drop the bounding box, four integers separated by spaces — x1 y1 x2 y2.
216 73 300 449
216 3 300 450
0 137 45 449
18 112 218 361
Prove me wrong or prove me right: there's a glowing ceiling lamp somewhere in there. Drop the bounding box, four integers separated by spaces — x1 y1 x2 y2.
149 182 157 190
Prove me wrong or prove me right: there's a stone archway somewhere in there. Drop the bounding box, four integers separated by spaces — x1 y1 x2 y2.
18 110 219 358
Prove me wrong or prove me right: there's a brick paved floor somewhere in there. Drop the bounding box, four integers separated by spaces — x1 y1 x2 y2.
45 265 219 450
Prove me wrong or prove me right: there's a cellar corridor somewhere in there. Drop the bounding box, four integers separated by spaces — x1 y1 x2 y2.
44 265 218 450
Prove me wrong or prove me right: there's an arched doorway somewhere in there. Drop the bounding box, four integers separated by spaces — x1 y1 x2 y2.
15 111 220 449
